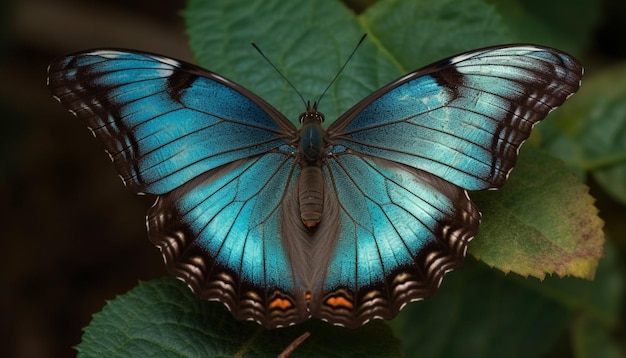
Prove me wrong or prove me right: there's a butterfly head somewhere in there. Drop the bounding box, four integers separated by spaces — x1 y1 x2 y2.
299 101 325 124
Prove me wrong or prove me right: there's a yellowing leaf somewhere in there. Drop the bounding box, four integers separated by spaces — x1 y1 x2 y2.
470 145 604 280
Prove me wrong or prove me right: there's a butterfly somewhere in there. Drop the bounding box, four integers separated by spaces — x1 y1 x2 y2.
47 42 582 329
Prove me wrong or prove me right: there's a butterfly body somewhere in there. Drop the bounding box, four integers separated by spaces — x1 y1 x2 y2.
48 44 582 328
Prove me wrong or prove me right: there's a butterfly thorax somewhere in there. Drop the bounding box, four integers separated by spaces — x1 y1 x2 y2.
297 108 326 229
298 109 325 163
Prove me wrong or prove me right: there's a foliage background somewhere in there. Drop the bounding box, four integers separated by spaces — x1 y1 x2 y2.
1 0 624 357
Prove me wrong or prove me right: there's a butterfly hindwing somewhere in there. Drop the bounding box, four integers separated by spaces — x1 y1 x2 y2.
328 45 583 191
148 153 311 328
308 154 480 327
47 50 296 195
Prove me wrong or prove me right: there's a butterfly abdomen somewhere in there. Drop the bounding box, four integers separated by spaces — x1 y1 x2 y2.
297 165 324 229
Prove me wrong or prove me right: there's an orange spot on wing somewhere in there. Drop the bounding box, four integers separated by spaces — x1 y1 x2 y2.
325 295 353 309
269 297 293 310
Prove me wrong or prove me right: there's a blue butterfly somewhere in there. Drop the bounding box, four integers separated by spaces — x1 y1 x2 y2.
47 43 582 328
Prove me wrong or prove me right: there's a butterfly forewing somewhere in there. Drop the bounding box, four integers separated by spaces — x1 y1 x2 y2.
47 50 296 195
328 45 583 191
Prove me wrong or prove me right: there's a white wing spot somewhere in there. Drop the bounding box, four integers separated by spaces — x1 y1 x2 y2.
90 50 125 59
450 52 476 64
150 55 181 68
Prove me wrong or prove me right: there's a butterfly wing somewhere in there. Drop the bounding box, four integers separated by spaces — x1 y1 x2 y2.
48 50 308 328
327 44 583 191
312 45 582 327
47 49 296 195
148 154 311 328
308 154 480 327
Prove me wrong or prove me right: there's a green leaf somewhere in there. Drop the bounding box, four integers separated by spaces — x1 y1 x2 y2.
389 243 623 358
77 277 401 357
530 243 624 326
540 64 626 205
470 145 604 280
485 0 601 56
523 242 625 358
185 0 509 123
361 0 509 69
388 259 572 358
572 314 624 358
186 0 375 122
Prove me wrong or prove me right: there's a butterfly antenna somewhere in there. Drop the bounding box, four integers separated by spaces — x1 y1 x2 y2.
251 42 308 109
315 33 367 108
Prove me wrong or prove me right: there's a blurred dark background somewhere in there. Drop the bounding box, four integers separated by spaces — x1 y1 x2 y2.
2 1 188 357
1 0 625 357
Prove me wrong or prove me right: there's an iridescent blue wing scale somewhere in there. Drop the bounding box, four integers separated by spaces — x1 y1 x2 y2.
327 45 583 191
47 50 296 195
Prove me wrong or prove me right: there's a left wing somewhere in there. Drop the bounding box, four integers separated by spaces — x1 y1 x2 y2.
48 49 296 195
